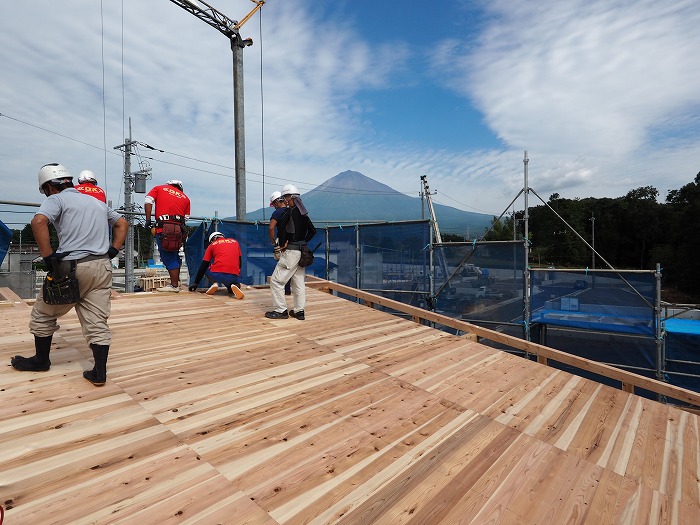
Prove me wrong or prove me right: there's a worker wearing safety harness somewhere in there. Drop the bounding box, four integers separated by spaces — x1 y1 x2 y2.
265 184 316 320
144 180 190 292
74 170 107 203
11 163 128 386
269 190 292 296
188 231 245 298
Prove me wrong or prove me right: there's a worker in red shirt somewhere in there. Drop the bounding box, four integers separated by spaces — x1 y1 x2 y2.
144 180 191 292
74 170 107 203
188 231 244 299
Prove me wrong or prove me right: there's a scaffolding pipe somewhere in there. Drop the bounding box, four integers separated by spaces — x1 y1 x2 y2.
656 262 665 385
355 225 360 291
523 151 531 345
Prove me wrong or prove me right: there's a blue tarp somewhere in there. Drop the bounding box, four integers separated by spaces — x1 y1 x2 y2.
530 309 655 336
0 219 12 266
665 319 700 335
184 221 333 287
664 319 700 392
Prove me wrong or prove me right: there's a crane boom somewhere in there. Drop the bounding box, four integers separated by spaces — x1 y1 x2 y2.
234 0 265 29
169 0 264 37
169 0 237 37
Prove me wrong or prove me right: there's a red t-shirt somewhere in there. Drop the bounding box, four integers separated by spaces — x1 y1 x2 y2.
203 238 241 275
147 185 191 233
75 183 107 203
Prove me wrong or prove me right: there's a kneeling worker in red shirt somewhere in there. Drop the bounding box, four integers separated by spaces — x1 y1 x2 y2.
188 231 245 299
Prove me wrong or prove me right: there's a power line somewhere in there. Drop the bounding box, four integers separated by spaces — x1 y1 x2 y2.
0 112 116 153
431 191 495 215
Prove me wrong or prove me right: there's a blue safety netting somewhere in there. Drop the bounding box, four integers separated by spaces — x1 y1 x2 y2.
0 219 11 266
664 319 700 392
181 219 699 395
434 241 525 320
328 224 358 288
358 221 431 307
530 270 655 336
185 220 334 287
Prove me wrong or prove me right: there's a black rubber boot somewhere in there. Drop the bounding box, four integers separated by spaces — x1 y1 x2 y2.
11 335 53 372
83 344 109 386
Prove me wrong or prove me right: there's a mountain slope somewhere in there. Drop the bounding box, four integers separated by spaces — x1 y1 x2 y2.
244 170 493 236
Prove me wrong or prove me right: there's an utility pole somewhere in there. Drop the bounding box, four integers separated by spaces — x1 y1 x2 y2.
114 118 151 293
420 180 425 220
169 0 266 221
420 175 442 243
420 174 452 302
116 122 135 292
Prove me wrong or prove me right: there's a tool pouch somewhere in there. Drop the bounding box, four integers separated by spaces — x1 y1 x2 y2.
43 260 80 305
298 242 314 267
161 220 184 252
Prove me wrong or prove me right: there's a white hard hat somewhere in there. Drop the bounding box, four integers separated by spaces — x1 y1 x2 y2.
208 231 224 243
166 180 183 190
78 170 97 184
281 183 299 196
38 163 72 193
269 190 282 206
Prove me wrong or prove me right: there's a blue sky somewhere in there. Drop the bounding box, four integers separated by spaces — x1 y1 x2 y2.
2 0 700 234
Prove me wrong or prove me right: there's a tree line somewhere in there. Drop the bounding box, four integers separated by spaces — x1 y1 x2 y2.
481 173 700 301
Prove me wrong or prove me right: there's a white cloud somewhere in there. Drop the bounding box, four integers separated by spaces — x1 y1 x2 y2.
463 0 700 156
2 0 700 231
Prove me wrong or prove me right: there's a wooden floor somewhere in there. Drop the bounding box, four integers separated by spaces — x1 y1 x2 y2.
1 285 699 524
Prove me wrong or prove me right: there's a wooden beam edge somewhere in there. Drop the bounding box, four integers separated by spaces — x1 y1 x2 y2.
306 279 700 407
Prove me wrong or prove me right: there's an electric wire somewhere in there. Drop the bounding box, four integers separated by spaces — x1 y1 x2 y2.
118 0 126 208
258 8 266 219
0 113 110 153
101 0 108 197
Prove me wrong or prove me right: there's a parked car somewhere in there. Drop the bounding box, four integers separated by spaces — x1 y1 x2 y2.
476 286 503 299
574 279 587 290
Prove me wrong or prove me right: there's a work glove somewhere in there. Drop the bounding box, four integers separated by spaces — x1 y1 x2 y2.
273 245 282 261
188 283 198 292
43 252 56 268
107 246 119 259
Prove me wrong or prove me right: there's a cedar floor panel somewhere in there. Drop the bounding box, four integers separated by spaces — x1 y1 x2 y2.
1 286 699 524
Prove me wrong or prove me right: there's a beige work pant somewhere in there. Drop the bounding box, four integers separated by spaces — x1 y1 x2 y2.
270 249 305 313
29 258 113 346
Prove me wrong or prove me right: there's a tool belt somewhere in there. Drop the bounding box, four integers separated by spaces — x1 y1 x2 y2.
156 214 185 223
43 259 80 305
159 218 185 252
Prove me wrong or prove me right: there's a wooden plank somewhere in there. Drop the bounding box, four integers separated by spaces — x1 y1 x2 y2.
308 279 700 407
1 287 699 524
0 286 30 307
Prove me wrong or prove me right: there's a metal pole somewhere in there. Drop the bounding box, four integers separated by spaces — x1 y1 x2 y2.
355 225 361 292
232 35 248 220
513 208 517 284
429 226 434 300
655 262 665 394
123 120 135 293
420 178 425 220
325 226 329 280
523 151 531 345
591 212 596 288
